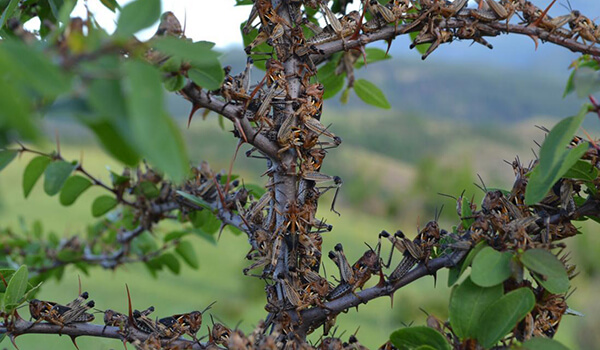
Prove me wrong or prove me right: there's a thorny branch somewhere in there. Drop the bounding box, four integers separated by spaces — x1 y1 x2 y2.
4 0 600 348
0 319 217 350
312 18 600 64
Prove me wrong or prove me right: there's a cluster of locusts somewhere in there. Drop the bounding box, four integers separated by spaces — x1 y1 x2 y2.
4 0 600 348
241 0 600 61
15 134 597 349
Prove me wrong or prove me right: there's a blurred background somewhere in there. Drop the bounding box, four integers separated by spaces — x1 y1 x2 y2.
2 0 600 348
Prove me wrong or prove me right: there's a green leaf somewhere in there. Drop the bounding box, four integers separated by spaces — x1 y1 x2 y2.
116 0 161 37
91 195 118 217
43 161 76 196
3 265 28 313
563 159 598 181
573 66 600 98
0 0 18 30
449 277 503 339
57 249 81 262
138 181 160 199
0 41 71 97
520 337 569 350
176 191 212 210
471 247 512 287
59 175 92 206
100 0 119 12
476 288 535 348
520 249 569 294
191 228 217 245
354 79 391 109
164 74 186 91
188 66 224 91
354 48 391 69
124 60 188 181
153 37 221 68
175 241 199 269
164 231 189 243
85 121 140 166
390 326 451 350
525 110 588 205
318 57 345 99
23 156 52 198
448 241 487 287
190 209 220 234
160 253 180 274
0 78 38 143
564 60 599 97
0 150 17 172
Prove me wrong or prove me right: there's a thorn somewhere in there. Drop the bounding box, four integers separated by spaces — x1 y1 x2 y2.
125 284 134 326
385 38 393 57
9 333 20 350
69 335 80 350
187 104 202 128
78 275 82 296
389 291 395 309
527 34 539 50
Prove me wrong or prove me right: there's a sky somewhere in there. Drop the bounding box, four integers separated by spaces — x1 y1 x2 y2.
62 0 600 72
71 0 251 47
68 0 599 49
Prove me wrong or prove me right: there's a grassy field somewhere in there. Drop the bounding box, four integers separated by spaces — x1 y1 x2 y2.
0 113 597 349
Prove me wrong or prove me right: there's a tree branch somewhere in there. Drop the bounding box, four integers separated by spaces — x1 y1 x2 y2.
181 83 279 159
297 248 469 335
0 318 220 350
311 18 600 65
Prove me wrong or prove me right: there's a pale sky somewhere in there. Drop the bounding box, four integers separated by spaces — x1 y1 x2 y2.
67 0 480 49
71 0 252 48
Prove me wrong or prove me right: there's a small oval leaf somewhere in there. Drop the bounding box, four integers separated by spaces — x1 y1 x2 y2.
124 60 189 182
471 247 512 287
520 249 570 294
91 195 118 217
3 265 28 313
43 161 76 196
116 0 161 37
23 156 52 198
175 241 199 269
0 150 17 172
390 326 451 350
525 109 587 205
59 175 92 206
353 79 391 109
449 277 503 340
476 288 535 348
160 253 181 274
188 66 224 91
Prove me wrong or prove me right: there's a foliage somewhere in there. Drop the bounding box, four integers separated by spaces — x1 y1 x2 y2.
0 0 600 349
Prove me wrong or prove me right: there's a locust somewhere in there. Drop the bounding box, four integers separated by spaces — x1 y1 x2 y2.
158 301 216 341
309 9 361 49
327 243 382 300
29 292 95 328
